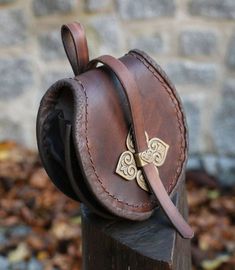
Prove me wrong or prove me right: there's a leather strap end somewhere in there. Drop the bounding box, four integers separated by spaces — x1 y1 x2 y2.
144 164 194 239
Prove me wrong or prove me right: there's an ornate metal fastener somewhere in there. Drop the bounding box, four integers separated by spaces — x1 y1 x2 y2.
116 129 169 192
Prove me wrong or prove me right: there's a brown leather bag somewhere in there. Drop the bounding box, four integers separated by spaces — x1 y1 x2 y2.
36 22 194 239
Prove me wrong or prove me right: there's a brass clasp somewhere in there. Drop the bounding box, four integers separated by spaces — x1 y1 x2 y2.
134 149 154 167
115 129 169 192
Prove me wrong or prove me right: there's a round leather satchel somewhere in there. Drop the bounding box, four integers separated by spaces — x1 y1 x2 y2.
36 22 194 239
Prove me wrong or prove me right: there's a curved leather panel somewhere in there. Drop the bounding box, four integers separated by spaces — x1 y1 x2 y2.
72 51 187 219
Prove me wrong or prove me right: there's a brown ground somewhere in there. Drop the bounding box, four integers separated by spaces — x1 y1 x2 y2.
0 141 234 270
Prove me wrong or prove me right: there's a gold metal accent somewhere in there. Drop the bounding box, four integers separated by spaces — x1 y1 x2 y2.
126 131 149 153
115 151 137 181
136 170 149 192
136 167 159 192
135 149 154 167
116 129 169 192
126 132 135 153
148 138 169 167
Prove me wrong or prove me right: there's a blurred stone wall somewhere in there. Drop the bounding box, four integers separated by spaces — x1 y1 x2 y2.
0 0 235 184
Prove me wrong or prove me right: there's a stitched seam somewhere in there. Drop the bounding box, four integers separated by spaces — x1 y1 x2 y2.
75 78 151 208
129 52 185 192
74 49 186 207
130 53 185 191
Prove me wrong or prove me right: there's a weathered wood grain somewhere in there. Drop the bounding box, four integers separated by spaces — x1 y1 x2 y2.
81 183 191 270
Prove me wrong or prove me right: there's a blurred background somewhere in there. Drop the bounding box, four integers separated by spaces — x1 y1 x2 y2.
0 0 235 185
0 0 234 269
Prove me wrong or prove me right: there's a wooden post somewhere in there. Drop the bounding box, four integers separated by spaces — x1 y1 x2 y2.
81 183 191 270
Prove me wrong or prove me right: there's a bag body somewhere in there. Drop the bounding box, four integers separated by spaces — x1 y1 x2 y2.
37 23 193 238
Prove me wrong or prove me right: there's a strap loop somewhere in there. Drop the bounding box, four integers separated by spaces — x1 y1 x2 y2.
61 22 89 76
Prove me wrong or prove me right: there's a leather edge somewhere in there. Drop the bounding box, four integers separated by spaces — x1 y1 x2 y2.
128 49 188 200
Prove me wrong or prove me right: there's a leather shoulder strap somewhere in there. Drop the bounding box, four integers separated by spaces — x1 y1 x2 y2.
88 55 194 239
61 22 89 76
88 56 147 152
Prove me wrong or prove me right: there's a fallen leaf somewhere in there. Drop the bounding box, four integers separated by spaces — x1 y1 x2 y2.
29 168 49 189
51 221 81 240
202 255 230 270
8 242 30 263
37 251 50 261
